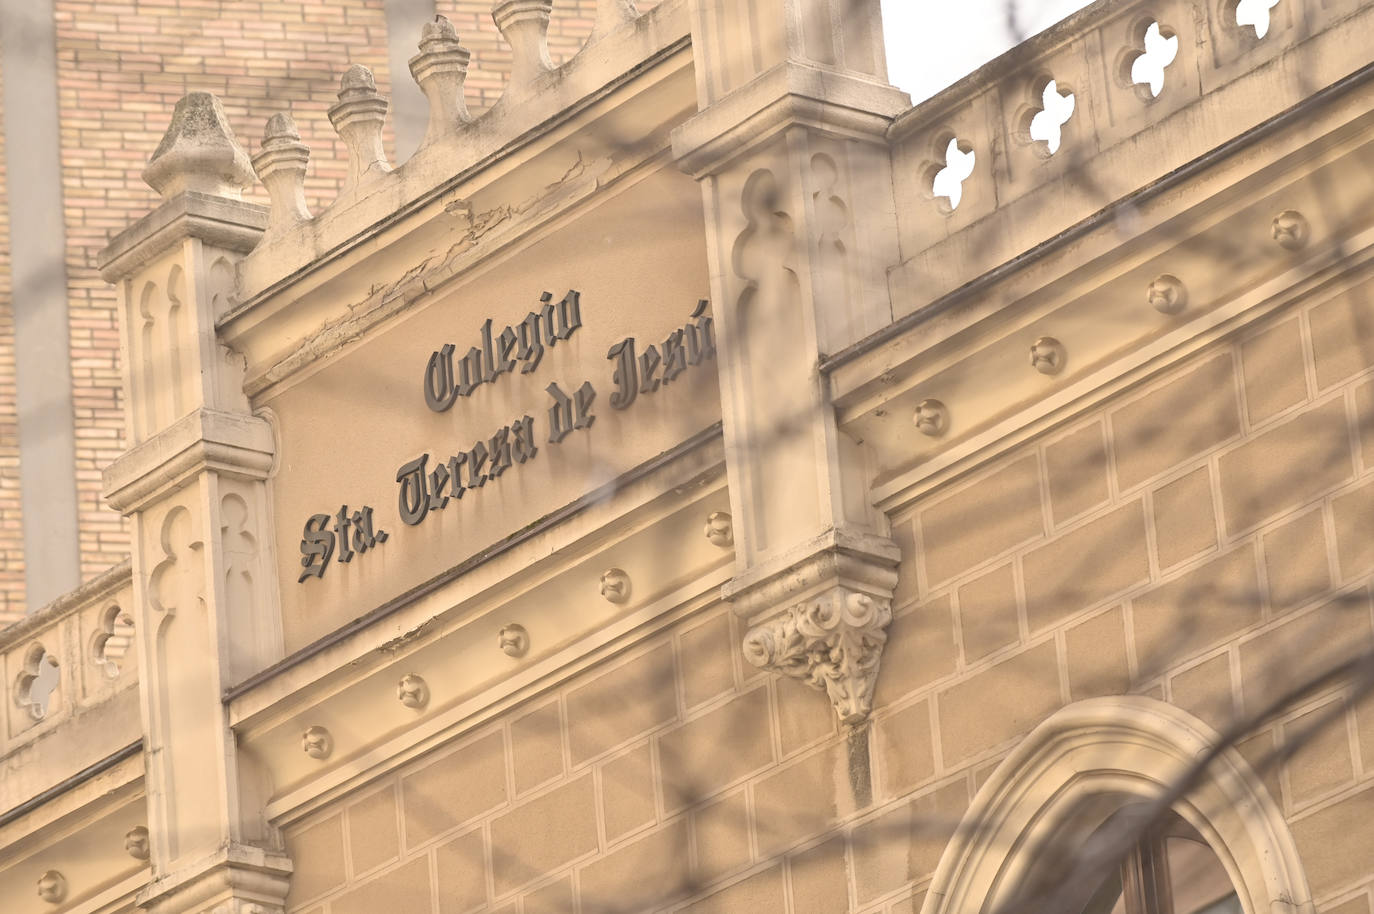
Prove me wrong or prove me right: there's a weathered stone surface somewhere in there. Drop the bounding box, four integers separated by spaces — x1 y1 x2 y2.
692 790 752 885
435 828 487 914
489 775 598 895
1291 783 1374 896
1152 466 1217 570
678 612 738 710
957 562 1020 661
682 865 786 914
567 643 678 765
1240 316 1308 423
1261 508 1331 612
790 835 848 914
1218 398 1353 535
284 814 347 907
937 642 1061 764
347 786 399 876
1023 501 1149 632
331 857 432 914
1284 698 1355 805
659 686 773 812
600 741 656 843
873 595 958 709
1044 421 1110 524
1239 594 1373 713
1309 288 1374 389
1133 545 1261 679
510 699 564 795
403 731 508 848
753 743 848 858
1110 354 1240 490
1332 478 1374 582
1168 652 1234 732
1064 606 1130 700
579 820 692 912
876 698 935 799
920 455 1043 586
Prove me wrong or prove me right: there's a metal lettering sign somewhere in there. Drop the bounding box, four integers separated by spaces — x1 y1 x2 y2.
296 292 714 583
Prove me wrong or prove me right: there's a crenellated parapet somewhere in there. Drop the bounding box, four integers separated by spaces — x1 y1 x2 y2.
236 0 674 302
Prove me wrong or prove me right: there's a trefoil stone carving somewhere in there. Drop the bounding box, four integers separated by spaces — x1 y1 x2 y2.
125 826 151 861
37 870 67 904
498 623 529 657
704 512 734 548
397 674 430 710
742 588 892 726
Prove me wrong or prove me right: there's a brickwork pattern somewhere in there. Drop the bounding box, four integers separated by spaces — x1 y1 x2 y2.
0 0 627 604
285 286 1374 913
0 48 22 625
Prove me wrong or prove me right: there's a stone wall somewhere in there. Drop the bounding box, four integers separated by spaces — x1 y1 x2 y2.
281 282 1374 913
0 0 622 614
0 49 21 625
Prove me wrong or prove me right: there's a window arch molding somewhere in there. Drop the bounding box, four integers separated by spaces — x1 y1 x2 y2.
921 696 1314 914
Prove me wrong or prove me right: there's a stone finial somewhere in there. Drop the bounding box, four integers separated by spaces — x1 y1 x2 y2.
491 0 554 92
328 65 391 191
142 92 255 201
593 0 638 37
252 114 311 237
410 16 472 147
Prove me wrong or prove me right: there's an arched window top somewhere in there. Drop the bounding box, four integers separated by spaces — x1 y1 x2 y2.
921 696 1314 914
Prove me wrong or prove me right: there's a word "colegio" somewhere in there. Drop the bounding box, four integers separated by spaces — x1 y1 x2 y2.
423 290 582 411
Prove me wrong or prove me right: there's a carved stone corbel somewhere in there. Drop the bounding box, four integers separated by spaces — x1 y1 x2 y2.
727 533 899 726
743 586 892 725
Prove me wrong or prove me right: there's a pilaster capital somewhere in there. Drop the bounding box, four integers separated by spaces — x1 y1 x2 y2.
135 843 291 914
103 408 275 515
725 530 900 726
97 191 267 284
671 62 908 179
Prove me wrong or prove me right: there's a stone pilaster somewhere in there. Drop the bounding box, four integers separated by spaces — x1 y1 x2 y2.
673 0 909 727
96 93 288 914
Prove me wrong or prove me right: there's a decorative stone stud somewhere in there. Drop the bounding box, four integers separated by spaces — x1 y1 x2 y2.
252 113 311 239
409 16 472 147
498 623 530 657
1147 273 1188 315
704 512 734 548
301 725 333 760
397 673 430 710
1029 337 1066 375
912 399 949 437
328 65 391 192
37 870 67 904
1271 209 1309 250
593 0 639 37
124 826 151 861
141 92 255 201
599 568 631 604
491 0 554 92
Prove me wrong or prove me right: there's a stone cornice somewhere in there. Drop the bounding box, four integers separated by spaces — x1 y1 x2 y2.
103 408 275 514
671 61 909 179
96 191 267 283
722 527 900 626
135 843 291 914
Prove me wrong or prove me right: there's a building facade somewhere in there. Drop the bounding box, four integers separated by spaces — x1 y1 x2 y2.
2 0 1374 913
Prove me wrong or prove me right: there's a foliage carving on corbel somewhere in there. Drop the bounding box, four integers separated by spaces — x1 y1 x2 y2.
742 587 892 726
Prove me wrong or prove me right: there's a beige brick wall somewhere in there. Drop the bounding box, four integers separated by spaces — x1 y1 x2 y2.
283 286 1374 913
0 47 22 626
0 0 632 604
